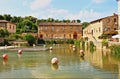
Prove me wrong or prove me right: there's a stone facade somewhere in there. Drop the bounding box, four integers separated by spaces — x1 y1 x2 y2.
83 13 118 42
0 20 16 33
38 22 82 40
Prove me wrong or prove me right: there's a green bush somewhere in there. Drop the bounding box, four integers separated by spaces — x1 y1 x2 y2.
38 39 45 44
7 33 22 41
74 40 80 46
0 29 9 37
0 39 10 46
23 34 36 46
101 39 108 47
66 39 74 44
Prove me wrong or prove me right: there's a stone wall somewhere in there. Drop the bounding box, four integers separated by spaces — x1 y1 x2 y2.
83 14 118 43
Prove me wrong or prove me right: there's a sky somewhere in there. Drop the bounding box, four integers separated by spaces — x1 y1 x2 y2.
0 0 118 22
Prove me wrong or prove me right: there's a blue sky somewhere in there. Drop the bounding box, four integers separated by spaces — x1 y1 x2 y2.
0 0 118 22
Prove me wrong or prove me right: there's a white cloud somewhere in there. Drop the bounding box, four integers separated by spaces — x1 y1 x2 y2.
30 0 52 10
25 8 68 19
91 0 105 3
25 0 108 22
26 0 107 22
26 8 105 22
65 9 104 22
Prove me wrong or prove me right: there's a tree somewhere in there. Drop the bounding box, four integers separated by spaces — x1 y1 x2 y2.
0 29 9 37
3 14 12 21
77 19 81 23
0 15 4 20
25 16 37 23
23 34 36 46
47 18 55 22
17 19 37 33
82 22 89 29
7 33 22 41
11 16 18 23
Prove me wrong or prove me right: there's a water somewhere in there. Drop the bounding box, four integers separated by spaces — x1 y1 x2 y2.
0 46 119 79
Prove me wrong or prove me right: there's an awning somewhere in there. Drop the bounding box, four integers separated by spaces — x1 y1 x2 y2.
112 34 120 38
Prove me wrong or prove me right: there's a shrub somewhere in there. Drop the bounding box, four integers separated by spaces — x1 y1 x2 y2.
101 39 108 47
23 34 36 46
74 40 80 46
66 39 74 44
7 33 22 41
38 39 45 44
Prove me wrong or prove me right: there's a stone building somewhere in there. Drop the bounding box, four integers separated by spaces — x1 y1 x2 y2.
83 13 118 42
0 20 16 33
38 22 82 40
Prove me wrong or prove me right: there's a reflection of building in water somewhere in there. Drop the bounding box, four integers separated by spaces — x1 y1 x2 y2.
85 49 103 68
85 49 120 78
51 48 80 66
119 63 120 79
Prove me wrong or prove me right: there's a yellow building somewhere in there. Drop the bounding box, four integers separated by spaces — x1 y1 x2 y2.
83 13 118 42
38 22 82 40
0 20 16 33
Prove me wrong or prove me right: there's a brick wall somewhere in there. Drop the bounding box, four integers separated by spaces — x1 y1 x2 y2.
38 22 82 40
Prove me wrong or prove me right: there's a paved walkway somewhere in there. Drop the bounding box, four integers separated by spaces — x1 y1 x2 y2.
0 46 18 50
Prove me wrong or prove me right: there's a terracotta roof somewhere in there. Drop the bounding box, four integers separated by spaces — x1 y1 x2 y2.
0 20 16 25
90 13 118 24
39 22 81 26
0 20 8 23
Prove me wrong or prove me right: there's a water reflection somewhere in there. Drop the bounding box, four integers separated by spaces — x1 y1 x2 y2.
51 64 59 70
2 59 8 66
0 47 119 78
79 56 84 62
85 49 103 68
17 54 22 58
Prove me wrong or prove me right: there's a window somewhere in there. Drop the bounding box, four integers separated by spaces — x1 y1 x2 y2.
10 25 11 29
46 34 48 37
76 27 78 30
52 34 53 38
45 27 48 30
70 26 72 30
52 26 54 31
114 28 117 30
104 27 109 31
69 34 71 38
114 18 116 22
13 26 14 30
62 27 65 31
40 27 43 30
99 27 101 32
64 34 65 38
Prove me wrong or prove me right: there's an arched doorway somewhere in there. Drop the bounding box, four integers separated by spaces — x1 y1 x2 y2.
91 30 93 36
40 34 43 39
73 32 77 39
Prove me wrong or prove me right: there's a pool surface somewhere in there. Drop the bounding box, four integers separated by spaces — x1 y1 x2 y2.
0 46 119 79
